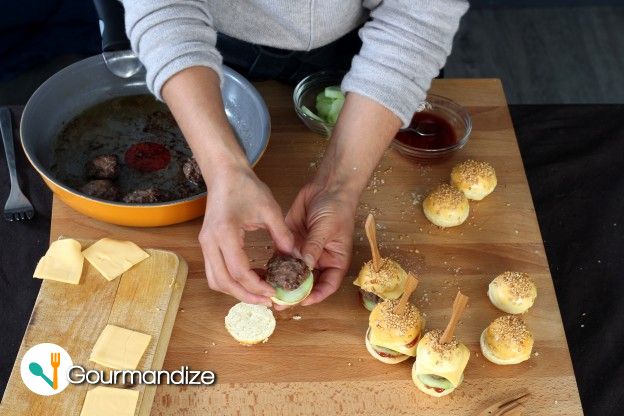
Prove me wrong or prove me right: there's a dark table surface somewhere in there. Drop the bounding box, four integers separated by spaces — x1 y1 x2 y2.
1 104 623 415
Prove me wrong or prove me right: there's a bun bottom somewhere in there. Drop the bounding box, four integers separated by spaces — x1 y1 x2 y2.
480 330 530 365
365 332 410 364
411 366 462 397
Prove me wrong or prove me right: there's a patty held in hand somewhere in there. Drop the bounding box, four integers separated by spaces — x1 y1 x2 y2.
265 252 313 306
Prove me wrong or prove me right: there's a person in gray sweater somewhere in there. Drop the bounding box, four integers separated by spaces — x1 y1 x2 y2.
121 0 469 308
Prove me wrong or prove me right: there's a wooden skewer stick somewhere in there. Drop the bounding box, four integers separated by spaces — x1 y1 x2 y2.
440 291 469 344
393 273 419 315
365 214 382 272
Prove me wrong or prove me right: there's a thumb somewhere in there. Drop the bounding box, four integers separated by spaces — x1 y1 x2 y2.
300 223 330 270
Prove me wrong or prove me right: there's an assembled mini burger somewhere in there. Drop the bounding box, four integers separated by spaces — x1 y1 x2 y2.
265 252 313 306
412 329 470 397
412 291 470 397
354 214 408 311
365 298 425 364
355 258 408 311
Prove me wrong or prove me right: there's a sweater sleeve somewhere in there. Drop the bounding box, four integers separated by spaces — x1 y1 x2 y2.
341 0 469 127
121 0 223 100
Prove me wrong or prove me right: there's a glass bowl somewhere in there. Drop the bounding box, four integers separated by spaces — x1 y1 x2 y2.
391 94 472 159
293 71 345 137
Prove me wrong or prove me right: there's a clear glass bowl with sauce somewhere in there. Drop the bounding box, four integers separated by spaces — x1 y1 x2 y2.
391 94 472 159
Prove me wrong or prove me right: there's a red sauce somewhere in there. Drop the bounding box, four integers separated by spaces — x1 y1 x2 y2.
376 350 400 358
395 112 457 149
406 334 420 348
125 142 171 172
427 386 446 394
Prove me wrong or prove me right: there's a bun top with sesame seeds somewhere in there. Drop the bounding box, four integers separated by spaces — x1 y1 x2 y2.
483 315 534 361
354 258 408 300
488 271 538 314
450 159 497 201
368 298 425 346
422 183 470 228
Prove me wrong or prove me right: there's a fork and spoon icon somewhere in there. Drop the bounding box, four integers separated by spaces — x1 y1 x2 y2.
28 352 61 389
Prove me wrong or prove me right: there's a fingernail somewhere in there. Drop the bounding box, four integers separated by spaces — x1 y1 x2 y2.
303 254 315 270
293 247 302 259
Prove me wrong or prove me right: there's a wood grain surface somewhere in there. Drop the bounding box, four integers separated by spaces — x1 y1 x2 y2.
0 246 187 416
16 79 582 415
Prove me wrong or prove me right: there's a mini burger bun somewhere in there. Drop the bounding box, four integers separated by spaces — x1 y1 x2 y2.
225 302 276 345
450 159 497 201
479 329 527 365
412 366 462 397
365 330 410 364
479 315 533 365
423 184 470 228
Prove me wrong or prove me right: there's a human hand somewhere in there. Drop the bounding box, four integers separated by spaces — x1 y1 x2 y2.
285 179 358 307
199 165 294 306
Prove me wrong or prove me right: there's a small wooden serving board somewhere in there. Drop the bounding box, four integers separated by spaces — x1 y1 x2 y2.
0 241 188 416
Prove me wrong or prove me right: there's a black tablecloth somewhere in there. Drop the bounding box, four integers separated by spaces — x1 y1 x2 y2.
1 105 623 414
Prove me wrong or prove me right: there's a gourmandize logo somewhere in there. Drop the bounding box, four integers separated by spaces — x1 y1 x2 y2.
20 343 73 396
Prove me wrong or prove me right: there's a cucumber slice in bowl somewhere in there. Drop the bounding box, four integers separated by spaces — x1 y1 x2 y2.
324 86 344 99
271 273 314 306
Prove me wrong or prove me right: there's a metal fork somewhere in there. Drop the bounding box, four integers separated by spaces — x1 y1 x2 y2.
1 107 34 221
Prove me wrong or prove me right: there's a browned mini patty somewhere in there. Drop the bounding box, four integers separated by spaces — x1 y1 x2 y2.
123 188 168 204
361 289 382 305
86 154 120 180
81 180 120 201
182 157 204 186
265 252 310 291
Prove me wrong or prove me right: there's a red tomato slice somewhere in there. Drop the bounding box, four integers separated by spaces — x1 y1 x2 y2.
406 334 420 348
125 142 171 172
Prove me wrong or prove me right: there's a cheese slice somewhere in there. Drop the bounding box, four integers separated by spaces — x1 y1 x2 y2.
90 324 151 370
33 239 84 284
80 386 139 416
82 238 149 281
414 341 470 387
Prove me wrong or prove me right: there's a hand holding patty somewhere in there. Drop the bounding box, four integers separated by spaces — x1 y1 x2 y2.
285 180 357 307
162 67 295 306
200 166 295 306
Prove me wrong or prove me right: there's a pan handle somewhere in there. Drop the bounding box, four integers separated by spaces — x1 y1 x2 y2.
93 0 130 52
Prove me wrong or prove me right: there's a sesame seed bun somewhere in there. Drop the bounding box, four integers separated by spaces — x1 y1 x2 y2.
368 299 425 348
225 303 276 345
450 159 497 201
353 258 408 300
487 272 537 314
488 271 537 314
480 315 534 365
422 184 469 228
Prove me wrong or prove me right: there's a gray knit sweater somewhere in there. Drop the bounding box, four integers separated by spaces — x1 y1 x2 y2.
122 0 469 127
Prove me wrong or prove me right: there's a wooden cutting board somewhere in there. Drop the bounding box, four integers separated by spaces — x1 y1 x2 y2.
0 242 187 416
21 79 582 415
